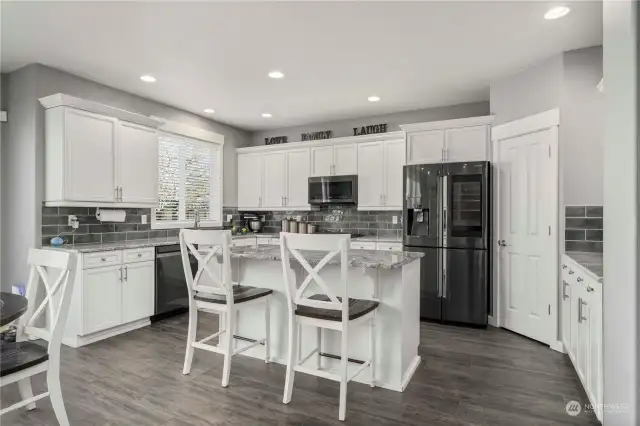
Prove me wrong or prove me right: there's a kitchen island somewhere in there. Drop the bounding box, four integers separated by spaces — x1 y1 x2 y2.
223 244 424 392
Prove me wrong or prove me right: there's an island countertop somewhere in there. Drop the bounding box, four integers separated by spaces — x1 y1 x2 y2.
229 245 424 269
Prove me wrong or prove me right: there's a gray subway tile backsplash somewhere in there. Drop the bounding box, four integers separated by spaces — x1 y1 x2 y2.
565 205 603 253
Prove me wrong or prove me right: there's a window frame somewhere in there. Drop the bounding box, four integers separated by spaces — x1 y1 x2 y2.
151 119 224 230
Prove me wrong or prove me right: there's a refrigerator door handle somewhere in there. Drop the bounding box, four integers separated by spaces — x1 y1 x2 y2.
442 259 447 299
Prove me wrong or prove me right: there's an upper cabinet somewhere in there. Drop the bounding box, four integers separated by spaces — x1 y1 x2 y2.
40 94 161 207
237 153 263 209
401 116 494 165
357 139 405 210
310 143 357 176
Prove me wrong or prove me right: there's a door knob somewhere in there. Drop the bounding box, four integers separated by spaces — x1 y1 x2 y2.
498 240 507 247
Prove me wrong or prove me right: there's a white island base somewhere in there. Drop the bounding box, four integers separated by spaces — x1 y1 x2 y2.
222 255 421 392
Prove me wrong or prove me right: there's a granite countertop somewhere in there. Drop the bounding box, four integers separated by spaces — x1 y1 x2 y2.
353 236 402 243
565 251 603 282
229 245 423 269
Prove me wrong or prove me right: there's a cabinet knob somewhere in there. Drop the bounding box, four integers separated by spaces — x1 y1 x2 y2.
568 269 574 275
576 277 583 283
587 285 594 292
101 257 106 261
137 253 142 257
561 264 567 269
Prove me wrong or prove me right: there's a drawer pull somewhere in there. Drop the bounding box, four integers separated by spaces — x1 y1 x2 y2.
576 277 583 283
101 257 106 261
587 285 594 292
568 269 574 275
137 253 143 257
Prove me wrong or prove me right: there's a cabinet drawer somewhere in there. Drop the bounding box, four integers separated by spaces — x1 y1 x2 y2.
231 238 256 247
268 238 281 246
123 247 154 264
256 237 272 246
351 242 377 250
83 250 122 269
377 242 403 252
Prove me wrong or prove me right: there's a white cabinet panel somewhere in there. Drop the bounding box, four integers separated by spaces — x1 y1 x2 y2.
333 143 358 175
118 122 158 204
262 152 288 209
310 146 333 177
377 242 403 252
561 274 572 357
65 108 117 202
357 142 385 208
122 261 154 323
576 296 589 384
406 130 444 164
238 153 263 209
444 125 488 162
82 265 122 335
351 242 376 250
286 149 310 208
587 282 603 419
384 140 405 208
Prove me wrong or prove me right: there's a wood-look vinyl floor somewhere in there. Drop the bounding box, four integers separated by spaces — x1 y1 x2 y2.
2 314 600 425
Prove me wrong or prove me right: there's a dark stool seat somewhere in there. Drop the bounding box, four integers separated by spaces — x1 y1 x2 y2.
194 285 273 305
0 341 49 377
295 295 379 321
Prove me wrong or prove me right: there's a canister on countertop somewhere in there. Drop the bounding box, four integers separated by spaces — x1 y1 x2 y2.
281 218 290 232
306 223 317 234
298 221 307 234
289 220 298 233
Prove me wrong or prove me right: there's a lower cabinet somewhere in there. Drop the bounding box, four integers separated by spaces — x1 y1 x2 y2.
561 255 603 422
65 247 155 347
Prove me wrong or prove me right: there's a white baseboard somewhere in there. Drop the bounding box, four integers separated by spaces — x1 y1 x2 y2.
63 319 150 348
400 356 422 392
549 340 565 353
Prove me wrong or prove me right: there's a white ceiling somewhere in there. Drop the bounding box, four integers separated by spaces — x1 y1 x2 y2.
1 1 602 131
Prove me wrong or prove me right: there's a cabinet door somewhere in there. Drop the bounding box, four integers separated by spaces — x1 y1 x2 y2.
576 293 590 384
65 108 117 202
262 151 288 209
357 142 385 208
561 279 572 355
310 146 333 177
238 153 263 208
570 275 579 364
587 283 603 418
333 143 358 175
122 261 155 323
444 125 488 162
82 265 122 335
383 139 406 208
286 149 311 208
118 122 158 204
406 130 444 164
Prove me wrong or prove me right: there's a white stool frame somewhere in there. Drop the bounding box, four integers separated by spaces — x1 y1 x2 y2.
0 249 78 426
280 233 376 421
180 229 271 387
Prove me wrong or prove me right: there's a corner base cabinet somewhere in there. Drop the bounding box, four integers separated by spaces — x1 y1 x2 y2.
561 254 603 422
52 247 156 347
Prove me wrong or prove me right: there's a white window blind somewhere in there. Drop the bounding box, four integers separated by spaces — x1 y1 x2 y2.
155 132 222 228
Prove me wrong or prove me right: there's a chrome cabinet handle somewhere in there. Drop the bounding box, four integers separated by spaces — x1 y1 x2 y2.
118 267 122 282
119 187 123 201
124 266 128 281
562 280 569 300
580 299 587 321
568 269 575 275
114 187 119 200
578 297 582 323
576 277 583 283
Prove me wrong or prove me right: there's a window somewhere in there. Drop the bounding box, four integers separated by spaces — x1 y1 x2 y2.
153 132 222 229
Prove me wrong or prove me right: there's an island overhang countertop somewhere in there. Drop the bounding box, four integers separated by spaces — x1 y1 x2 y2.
230 245 424 269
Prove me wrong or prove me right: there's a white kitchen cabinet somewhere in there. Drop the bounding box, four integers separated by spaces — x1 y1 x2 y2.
401 116 494 165
406 130 444 164
118 121 158 204
376 242 403 252
357 139 405 210
262 152 288 209
238 153 263 209
122 261 155 324
443 125 489 163
41 94 161 207
560 254 603 422
286 148 311 208
311 144 357 177
82 265 123 335
310 146 334 177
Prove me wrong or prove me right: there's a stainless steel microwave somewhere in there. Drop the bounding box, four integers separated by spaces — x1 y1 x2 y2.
308 175 358 205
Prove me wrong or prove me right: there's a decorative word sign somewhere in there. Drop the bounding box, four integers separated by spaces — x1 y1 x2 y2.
265 136 288 145
353 123 387 136
301 130 332 141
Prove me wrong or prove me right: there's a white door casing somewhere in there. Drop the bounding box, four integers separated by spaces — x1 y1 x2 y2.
118 122 158 204
493 109 559 346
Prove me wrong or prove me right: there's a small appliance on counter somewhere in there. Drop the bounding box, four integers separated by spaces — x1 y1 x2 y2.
241 213 265 233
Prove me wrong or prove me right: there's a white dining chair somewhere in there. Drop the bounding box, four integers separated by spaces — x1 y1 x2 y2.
180 229 272 387
280 233 378 421
0 249 78 425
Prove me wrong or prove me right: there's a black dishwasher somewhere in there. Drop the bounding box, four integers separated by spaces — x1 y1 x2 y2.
152 244 197 322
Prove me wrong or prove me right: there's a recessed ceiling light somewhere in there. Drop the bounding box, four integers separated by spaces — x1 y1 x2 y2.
268 71 285 79
544 6 570 20
140 75 156 83
368 96 381 102
203 108 215 114
262 113 273 118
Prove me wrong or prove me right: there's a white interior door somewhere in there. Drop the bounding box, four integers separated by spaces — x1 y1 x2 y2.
118 122 158 204
497 126 556 344
65 108 117 202
262 151 287 209
286 148 310 208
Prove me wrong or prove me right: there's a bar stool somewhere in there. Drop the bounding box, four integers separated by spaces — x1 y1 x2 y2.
180 229 272 387
279 233 378 421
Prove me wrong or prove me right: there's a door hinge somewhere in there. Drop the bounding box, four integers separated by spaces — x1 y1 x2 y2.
548 305 551 315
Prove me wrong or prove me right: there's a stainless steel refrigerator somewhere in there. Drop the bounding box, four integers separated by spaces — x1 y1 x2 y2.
403 161 490 326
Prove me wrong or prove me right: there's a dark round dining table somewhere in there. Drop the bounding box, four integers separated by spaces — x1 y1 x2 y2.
0 292 28 327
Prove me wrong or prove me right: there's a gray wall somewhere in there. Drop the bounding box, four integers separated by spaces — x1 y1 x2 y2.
250 101 490 146
0 64 251 291
490 54 564 126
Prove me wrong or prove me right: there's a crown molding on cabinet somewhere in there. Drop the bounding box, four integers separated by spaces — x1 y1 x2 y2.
236 131 405 154
39 93 162 128
151 116 225 145
399 115 495 133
